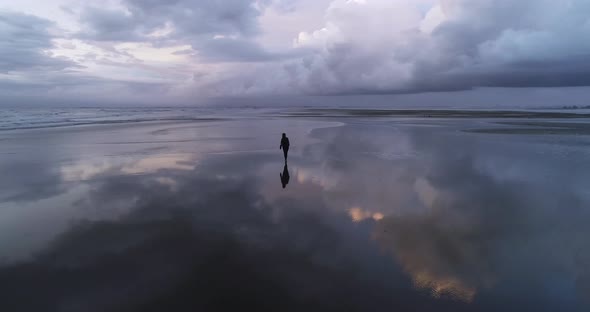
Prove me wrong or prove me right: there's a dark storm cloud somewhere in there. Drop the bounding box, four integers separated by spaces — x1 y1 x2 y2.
124 0 263 37
77 7 142 42
0 70 173 105
0 11 139 101
256 0 590 96
461 58 590 88
75 0 285 63
0 11 74 72
194 37 307 63
374 59 590 95
6 0 590 101
64 0 590 97
78 0 261 40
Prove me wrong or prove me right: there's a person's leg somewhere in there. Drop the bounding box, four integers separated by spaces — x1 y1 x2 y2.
283 147 289 160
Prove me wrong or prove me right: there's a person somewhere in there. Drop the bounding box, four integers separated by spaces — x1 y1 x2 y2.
280 163 290 189
279 133 290 161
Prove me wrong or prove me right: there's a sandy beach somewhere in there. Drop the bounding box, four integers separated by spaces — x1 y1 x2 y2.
1 109 589 311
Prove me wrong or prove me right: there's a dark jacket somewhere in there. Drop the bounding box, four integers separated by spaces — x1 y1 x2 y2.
280 137 290 149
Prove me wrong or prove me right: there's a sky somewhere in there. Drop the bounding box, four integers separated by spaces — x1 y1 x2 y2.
3 0 590 107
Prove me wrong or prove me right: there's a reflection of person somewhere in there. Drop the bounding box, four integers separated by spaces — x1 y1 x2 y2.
280 133 290 161
280 163 290 189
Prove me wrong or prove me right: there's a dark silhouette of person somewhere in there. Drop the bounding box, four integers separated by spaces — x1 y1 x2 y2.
280 133 290 161
280 163 290 189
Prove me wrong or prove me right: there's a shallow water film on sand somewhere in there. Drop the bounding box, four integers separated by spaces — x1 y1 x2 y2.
0 108 589 311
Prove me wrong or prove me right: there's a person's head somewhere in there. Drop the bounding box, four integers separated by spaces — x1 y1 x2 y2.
282 133 286 137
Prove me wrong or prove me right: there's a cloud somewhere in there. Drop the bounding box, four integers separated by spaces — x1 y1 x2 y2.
77 7 141 42
5 0 590 102
371 130 590 305
0 153 447 312
75 0 284 63
0 10 172 102
192 37 281 63
77 0 262 40
211 0 590 95
0 11 74 72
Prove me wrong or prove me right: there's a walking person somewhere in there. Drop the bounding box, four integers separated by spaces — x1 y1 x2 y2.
280 133 290 161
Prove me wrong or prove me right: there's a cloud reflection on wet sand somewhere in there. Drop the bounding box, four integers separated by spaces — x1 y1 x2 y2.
0 118 589 311
0 154 448 311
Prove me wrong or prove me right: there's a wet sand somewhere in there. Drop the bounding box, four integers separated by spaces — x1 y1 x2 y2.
0 111 589 311
286 108 590 119
466 120 590 135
